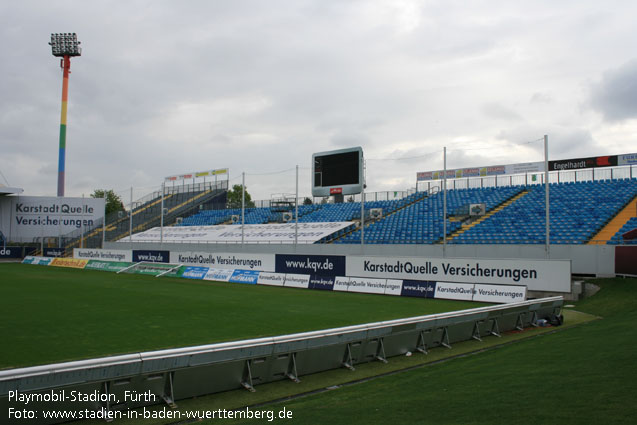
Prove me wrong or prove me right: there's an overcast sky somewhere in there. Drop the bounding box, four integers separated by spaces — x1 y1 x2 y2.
1 0 636 202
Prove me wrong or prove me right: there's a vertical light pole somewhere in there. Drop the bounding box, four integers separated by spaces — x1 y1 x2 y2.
49 33 81 197
544 135 550 257
443 147 447 256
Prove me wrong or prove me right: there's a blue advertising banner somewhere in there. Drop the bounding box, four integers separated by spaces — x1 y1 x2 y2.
132 250 170 263
1 246 36 258
43 247 65 258
309 275 335 291
400 280 437 298
181 266 210 280
275 254 345 276
229 270 260 284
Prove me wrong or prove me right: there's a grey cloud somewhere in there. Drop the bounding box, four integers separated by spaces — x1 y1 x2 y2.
482 103 522 122
590 59 637 121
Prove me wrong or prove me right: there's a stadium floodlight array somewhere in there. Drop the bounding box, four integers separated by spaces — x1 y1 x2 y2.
49 33 82 57
49 33 81 197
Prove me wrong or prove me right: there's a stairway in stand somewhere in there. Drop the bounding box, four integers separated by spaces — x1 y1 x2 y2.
444 190 529 243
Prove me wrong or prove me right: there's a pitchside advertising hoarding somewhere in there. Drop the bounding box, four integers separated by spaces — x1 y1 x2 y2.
275 254 346 276
399 280 527 303
74 248 132 262
346 255 571 293
132 250 170 263
181 266 210 279
170 251 275 271
0 246 36 258
0 196 104 242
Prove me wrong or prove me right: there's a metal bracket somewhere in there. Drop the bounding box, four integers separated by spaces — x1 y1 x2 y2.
375 338 388 364
162 372 177 408
472 321 482 341
156 263 184 278
416 330 430 354
489 318 501 337
342 343 356 371
440 327 452 349
530 311 539 327
240 360 256 392
103 382 113 423
515 313 525 331
285 353 301 383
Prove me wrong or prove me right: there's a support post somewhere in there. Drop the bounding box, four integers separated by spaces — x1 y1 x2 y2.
342 343 356 371
241 172 245 247
544 135 550 257
440 327 451 349
443 147 447 255
360 189 365 249
129 187 133 248
57 55 71 197
160 182 165 247
375 338 388 363
295 165 298 246
286 352 301 383
102 190 106 248
80 194 84 248
241 360 256 392
489 318 501 337
162 372 177 408
472 321 483 341
416 330 429 354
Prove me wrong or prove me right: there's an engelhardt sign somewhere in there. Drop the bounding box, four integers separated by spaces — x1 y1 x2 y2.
347 256 571 293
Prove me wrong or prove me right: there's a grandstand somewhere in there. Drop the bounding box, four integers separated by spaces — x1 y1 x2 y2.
173 177 637 246
60 181 227 250
10 159 634 256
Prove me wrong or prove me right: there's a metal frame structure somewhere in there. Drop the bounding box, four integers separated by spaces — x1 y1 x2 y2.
0 297 562 424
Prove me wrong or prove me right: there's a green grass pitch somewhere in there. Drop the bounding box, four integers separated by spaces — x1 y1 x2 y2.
0 263 483 369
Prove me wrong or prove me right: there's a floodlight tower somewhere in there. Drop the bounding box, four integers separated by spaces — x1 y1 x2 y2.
49 33 81 197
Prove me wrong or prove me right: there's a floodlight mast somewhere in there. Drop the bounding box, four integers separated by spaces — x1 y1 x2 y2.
49 33 81 197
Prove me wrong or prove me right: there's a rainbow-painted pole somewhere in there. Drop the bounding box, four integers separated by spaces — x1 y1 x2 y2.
57 55 71 197
49 33 81 197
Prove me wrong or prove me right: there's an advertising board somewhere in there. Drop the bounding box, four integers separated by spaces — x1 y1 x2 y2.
0 196 104 242
74 248 132 262
347 255 571 292
275 254 345 276
170 251 275 271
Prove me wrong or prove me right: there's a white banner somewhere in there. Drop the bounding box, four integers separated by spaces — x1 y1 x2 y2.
170 251 275 271
618 153 637 165
74 248 132 262
417 161 545 181
165 168 228 182
203 268 234 282
257 272 286 286
347 256 571 292
127 222 353 244
473 284 527 303
385 279 403 296
334 276 350 292
1 196 105 242
347 277 387 294
434 282 476 301
284 274 310 289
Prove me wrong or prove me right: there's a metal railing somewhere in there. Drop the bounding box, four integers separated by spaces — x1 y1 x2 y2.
0 297 562 424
